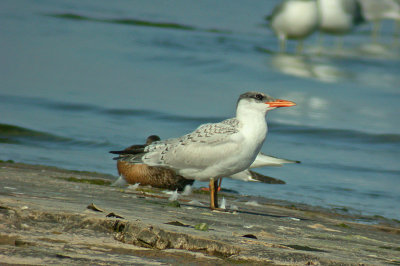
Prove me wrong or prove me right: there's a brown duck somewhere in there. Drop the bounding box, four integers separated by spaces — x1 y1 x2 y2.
116 135 194 191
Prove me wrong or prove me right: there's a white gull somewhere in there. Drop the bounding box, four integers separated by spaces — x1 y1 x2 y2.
317 0 364 48
358 0 400 42
267 0 319 53
318 0 363 35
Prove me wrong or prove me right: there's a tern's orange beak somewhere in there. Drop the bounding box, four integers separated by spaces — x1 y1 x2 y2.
266 99 296 107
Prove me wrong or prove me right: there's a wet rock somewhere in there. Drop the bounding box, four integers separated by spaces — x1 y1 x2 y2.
0 162 399 265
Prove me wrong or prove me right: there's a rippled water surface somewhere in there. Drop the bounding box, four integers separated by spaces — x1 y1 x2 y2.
1 0 399 219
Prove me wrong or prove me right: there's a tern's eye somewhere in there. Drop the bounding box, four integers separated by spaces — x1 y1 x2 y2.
255 94 264 101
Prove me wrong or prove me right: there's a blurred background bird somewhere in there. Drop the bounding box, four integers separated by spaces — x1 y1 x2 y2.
266 0 319 53
317 0 364 49
358 0 400 43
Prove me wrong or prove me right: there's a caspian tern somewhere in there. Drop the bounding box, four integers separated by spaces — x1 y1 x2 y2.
114 135 299 190
110 91 296 209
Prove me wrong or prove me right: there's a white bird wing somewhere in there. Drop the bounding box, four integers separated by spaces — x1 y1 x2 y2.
249 152 299 168
229 170 259 182
229 170 285 184
141 118 241 170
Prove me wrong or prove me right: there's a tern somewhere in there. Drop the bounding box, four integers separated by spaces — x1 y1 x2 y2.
110 91 296 209
267 0 319 53
114 135 299 191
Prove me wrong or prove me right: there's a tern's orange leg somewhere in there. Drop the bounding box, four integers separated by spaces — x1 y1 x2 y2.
209 178 219 210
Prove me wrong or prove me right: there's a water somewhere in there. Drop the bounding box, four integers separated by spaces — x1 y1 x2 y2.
1 0 400 220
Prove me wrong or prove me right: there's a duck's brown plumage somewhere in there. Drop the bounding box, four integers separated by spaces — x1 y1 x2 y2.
116 135 194 191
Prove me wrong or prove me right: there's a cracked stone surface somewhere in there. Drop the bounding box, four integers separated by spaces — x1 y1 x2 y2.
0 162 399 265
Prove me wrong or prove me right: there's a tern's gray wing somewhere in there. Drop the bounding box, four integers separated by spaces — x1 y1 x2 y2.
139 118 241 170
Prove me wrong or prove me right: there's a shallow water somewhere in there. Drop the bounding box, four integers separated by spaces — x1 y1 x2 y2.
1 0 400 219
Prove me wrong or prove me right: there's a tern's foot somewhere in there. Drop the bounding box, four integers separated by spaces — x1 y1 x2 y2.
209 207 233 213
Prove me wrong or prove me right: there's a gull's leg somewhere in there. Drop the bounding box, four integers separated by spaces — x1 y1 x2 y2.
209 178 219 209
371 20 381 43
296 39 304 54
335 36 343 51
318 32 325 48
393 20 400 47
278 34 287 53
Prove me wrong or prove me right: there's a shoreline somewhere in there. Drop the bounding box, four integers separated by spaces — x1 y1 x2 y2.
1 160 398 223
0 161 399 264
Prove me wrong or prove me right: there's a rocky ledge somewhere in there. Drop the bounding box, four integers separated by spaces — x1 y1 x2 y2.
0 162 399 265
